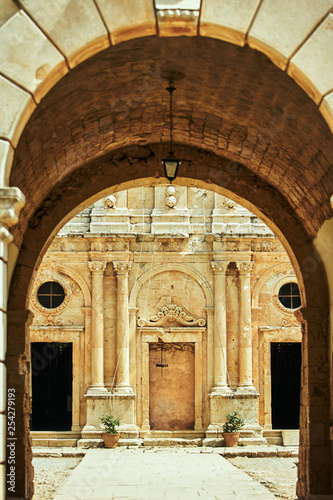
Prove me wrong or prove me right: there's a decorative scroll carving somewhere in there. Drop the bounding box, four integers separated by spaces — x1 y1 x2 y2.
138 304 206 327
281 315 301 327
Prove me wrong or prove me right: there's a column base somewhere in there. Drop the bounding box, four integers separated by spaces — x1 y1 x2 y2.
210 385 232 396
85 385 109 396
113 385 134 395
236 385 258 395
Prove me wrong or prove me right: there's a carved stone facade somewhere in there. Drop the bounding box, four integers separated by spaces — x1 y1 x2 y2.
29 185 301 446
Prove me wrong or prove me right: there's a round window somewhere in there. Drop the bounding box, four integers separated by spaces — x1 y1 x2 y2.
278 282 301 310
37 281 65 309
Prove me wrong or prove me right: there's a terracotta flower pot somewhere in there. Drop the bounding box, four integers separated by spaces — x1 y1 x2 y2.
102 433 120 448
223 432 240 447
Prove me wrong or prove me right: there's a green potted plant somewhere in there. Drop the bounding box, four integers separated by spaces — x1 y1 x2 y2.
100 414 121 448
222 411 244 447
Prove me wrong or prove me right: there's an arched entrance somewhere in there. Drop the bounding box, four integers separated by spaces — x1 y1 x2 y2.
0 10 332 499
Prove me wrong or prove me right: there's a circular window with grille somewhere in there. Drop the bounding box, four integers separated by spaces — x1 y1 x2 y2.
278 282 301 310
37 281 66 309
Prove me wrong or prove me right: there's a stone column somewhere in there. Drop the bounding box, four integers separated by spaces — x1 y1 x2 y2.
113 261 133 394
83 306 92 390
129 307 138 391
1 188 26 497
210 261 230 393
87 261 108 394
236 261 256 393
205 306 214 393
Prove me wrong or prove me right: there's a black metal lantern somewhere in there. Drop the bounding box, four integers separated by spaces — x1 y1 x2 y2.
162 80 181 183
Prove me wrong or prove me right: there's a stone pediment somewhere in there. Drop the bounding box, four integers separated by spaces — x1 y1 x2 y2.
137 304 206 327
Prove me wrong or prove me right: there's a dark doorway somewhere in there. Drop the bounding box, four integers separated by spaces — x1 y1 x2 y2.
271 342 301 429
30 342 72 431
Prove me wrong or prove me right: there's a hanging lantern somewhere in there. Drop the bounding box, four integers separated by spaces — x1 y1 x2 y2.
162 80 181 183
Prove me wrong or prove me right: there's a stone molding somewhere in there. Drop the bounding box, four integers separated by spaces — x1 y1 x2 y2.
112 261 132 276
138 303 206 327
88 261 107 274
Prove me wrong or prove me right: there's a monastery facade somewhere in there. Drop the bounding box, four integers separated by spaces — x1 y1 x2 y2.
29 185 301 447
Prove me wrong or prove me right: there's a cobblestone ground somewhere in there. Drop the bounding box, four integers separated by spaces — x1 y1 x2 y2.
32 452 297 499
32 457 82 500
227 457 298 500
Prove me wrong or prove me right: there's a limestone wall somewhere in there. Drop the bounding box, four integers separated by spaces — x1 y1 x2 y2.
29 185 301 434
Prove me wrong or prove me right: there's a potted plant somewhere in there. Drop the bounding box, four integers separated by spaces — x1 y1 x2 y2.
100 415 121 448
222 411 244 447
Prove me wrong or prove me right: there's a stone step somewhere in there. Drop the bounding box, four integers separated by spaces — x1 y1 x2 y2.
263 429 283 446
140 430 205 439
143 438 203 447
31 431 81 439
32 438 78 447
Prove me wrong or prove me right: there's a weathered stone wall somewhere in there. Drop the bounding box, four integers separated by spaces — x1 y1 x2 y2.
28 186 301 441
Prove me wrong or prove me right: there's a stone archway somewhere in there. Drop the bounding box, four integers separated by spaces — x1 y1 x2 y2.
0 6 332 499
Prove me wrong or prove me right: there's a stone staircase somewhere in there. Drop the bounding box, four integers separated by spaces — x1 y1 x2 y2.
31 431 81 447
31 429 296 448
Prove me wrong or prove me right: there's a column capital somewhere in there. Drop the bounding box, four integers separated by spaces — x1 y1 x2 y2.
236 261 254 276
211 261 229 275
113 261 132 276
88 261 107 275
0 187 25 229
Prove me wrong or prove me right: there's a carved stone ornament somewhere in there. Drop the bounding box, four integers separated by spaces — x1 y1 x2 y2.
30 273 71 316
281 315 301 327
104 195 116 209
138 304 206 327
222 197 235 209
113 261 132 275
165 185 177 209
88 261 107 274
272 295 300 318
237 261 254 275
211 261 229 274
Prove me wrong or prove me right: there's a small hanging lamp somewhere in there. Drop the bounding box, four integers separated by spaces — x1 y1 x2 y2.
162 80 181 183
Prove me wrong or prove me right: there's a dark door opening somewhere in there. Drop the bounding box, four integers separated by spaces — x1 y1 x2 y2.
271 342 301 429
30 342 72 431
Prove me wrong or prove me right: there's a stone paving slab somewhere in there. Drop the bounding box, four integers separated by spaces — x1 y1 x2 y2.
53 447 278 500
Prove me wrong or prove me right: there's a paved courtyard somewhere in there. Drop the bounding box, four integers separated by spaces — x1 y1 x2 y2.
53 447 278 500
